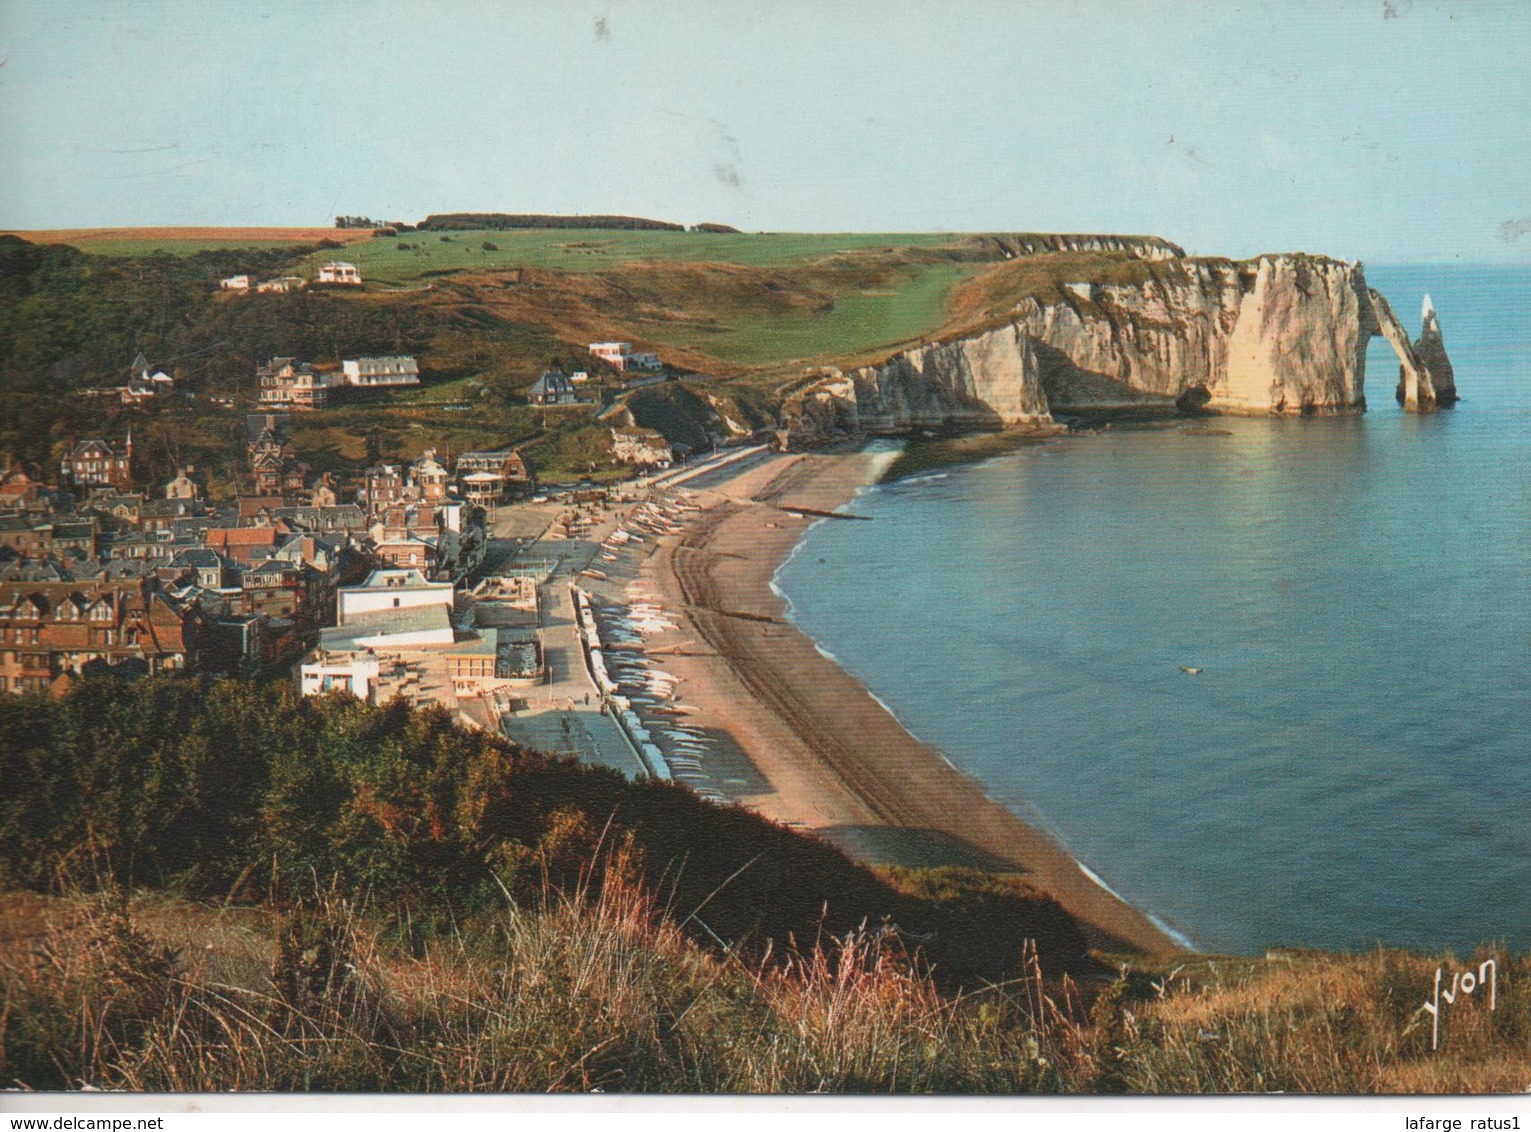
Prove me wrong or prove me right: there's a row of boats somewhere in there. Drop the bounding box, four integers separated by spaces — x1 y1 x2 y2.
595 494 699 566
571 584 729 804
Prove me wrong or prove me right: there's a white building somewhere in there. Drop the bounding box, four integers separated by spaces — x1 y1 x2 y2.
588 342 661 372
342 356 421 387
336 567 455 624
588 341 632 369
220 275 251 292
317 261 362 285
257 276 305 294
300 652 380 700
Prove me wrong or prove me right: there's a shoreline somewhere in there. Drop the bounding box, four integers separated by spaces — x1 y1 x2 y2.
639 448 1178 955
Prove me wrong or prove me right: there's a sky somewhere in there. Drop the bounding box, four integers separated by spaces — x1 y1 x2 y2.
0 0 1527 262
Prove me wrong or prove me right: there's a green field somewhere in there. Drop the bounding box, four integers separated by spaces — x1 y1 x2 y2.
300 228 969 285
661 261 978 366
29 225 988 370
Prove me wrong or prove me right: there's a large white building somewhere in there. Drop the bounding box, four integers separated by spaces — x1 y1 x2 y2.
336 568 455 625
342 356 420 387
320 605 456 651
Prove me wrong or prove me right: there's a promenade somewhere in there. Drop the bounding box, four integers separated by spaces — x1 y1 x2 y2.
483 490 647 777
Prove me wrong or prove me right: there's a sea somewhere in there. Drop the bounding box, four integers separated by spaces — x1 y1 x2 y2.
775 263 1529 955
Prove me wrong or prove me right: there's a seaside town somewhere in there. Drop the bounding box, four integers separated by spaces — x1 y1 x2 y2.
2 0 1526 1105
3 329 783 802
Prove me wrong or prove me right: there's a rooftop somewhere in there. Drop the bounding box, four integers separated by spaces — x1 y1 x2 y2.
318 603 454 651
351 567 446 590
442 628 499 657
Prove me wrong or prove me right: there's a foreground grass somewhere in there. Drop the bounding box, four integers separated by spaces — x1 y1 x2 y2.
4 883 1525 1094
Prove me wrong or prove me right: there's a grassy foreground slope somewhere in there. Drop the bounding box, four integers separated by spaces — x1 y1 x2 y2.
7 885 1526 1094
1 678 1525 1094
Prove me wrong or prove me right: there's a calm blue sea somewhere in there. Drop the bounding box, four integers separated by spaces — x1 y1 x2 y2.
776 264 1530 955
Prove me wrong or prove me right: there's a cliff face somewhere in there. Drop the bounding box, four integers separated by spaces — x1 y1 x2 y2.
1219 257 1374 414
846 324 1052 432
784 253 1453 443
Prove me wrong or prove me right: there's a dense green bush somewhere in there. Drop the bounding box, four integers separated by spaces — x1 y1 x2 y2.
0 678 1087 982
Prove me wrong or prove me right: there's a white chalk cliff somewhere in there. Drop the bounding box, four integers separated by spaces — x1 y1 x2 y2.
783 253 1456 441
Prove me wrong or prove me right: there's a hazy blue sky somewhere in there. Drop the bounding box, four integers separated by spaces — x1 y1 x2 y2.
1 0 1527 261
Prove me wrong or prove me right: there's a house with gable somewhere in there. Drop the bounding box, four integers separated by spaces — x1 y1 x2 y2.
455 449 533 504
258 357 333 410
0 577 200 692
528 367 578 406
0 464 49 512
61 435 133 490
164 467 202 501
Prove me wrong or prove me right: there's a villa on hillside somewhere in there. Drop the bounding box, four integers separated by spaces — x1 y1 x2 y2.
222 274 304 295
589 341 662 372
342 356 420 387
73 354 175 406
257 276 305 294
120 353 175 405
316 261 362 285
529 367 579 406
257 357 333 410
61 435 133 490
